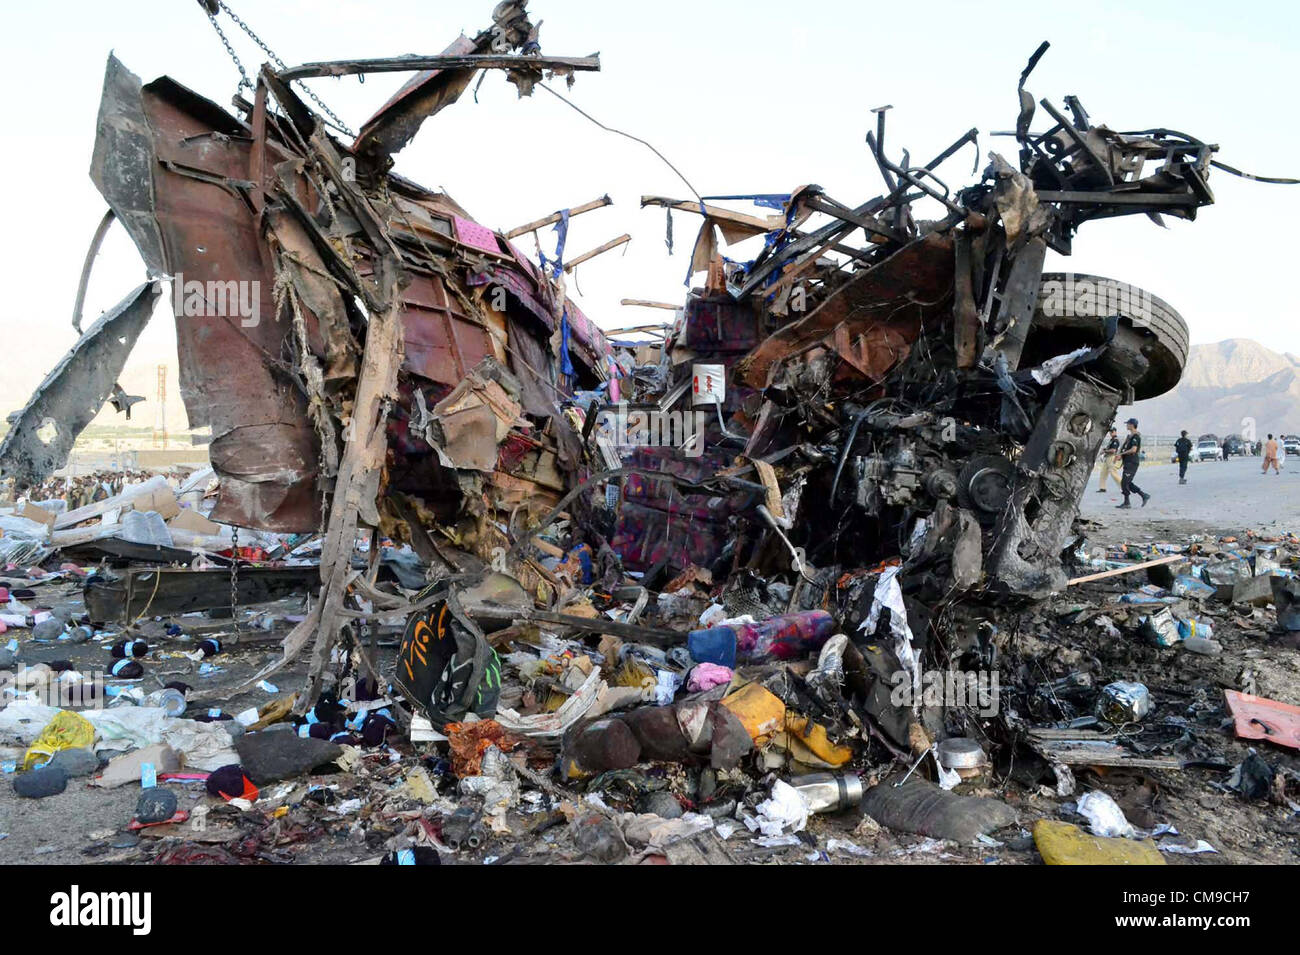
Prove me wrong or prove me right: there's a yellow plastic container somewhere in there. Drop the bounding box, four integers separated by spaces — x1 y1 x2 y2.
779 714 854 768
720 682 786 745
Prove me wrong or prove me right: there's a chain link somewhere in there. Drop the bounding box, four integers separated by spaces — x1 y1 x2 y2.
218 1 355 137
203 0 355 137
229 526 241 634
205 10 252 92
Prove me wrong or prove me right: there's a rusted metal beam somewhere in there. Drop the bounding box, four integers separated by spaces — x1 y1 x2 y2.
641 195 780 235
503 194 611 239
953 230 979 369
618 300 678 310
865 131 966 217
1034 190 1200 206
258 63 317 141
563 234 630 272
801 194 899 243
278 53 601 82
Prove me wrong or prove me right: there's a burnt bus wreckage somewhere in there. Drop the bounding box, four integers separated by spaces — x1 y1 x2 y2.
0 2 1281 710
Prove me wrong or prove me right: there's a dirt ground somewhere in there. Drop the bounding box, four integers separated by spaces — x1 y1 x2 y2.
997 576 1300 864
1033 454 1300 863
0 595 325 865
2 459 1298 865
1082 454 1300 539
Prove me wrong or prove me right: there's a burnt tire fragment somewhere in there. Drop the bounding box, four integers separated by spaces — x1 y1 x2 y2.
1031 273 1188 399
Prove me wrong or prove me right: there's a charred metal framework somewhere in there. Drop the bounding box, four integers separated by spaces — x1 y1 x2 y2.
1 11 1265 711
620 41 1209 603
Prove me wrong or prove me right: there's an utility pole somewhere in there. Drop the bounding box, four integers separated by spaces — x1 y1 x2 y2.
153 364 168 448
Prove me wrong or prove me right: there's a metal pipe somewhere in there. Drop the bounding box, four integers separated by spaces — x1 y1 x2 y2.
71 209 117 333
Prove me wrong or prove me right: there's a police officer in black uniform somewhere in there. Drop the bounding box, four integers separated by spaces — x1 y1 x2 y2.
1175 430 1192 485
1118 417 1150 508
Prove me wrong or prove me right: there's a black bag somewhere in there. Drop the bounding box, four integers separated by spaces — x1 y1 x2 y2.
394 582 501 727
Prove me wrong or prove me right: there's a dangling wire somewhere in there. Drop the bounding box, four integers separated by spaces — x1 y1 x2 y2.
1209 159 1299 185
538 82 702 201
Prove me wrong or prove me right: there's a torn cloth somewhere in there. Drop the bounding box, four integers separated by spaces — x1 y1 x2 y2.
859 565 921 705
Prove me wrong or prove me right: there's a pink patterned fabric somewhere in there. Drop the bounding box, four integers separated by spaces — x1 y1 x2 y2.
453 216 500 254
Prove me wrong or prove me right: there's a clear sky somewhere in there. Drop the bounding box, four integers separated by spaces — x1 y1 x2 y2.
2 0 1297 427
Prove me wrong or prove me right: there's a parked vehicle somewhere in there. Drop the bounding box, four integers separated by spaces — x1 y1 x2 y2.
1284 435 1300 456
1194 439 1223 461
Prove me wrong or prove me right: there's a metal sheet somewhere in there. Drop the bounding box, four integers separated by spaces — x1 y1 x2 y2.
353 34 480 165
401 271 494 386
90 57 166 275
90 60 323 532
733 233 952 387
0 282 160 488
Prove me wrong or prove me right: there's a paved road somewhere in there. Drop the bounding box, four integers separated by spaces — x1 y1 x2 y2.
1079 454 1300 544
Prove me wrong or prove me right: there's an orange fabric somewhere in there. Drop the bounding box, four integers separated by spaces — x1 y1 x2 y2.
216 774 260 802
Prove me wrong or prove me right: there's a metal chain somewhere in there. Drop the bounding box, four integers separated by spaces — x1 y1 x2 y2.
216 0 355 137
204 9 253 92
229 526 241 633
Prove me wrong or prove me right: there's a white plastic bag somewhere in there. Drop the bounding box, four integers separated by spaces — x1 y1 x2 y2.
1076 790 1135 838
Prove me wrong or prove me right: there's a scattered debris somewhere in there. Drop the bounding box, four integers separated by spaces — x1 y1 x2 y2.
0 1 1296 868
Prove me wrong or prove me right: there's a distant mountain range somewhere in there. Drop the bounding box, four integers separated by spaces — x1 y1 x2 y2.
1133 338 1300 439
